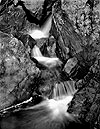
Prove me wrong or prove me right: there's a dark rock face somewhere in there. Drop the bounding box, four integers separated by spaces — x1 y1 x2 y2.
50 0 83 63
68 55 100 128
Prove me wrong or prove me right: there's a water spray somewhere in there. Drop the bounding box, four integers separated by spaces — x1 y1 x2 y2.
29 15 52 39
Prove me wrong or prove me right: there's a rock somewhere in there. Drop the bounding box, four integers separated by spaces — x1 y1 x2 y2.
0 32 39 110
68 55 100 128
50 0 83 62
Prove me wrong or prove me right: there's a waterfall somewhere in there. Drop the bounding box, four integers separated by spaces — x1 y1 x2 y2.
31 44 61 68
29 15 52 40
28 39 77 127
0 75 76 129
0 65 76 129
47 80 76 122
0 14 77 129
47 95 73 121
52 81 76 99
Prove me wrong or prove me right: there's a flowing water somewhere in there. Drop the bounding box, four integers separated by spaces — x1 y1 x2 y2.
0 81 77 129
0 41 78 129
0 15 78 129
29 15 52 40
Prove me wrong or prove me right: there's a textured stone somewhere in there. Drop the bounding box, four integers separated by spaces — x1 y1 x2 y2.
0 32 39 110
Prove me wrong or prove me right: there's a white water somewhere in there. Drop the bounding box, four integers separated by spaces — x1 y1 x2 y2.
29 37 76 124
1 95 75 129
0 77 76 129
31 45 61 68
29 15 52 39
47 81 76 121
1 14 77 129
47 96 73 121
25 81 76 123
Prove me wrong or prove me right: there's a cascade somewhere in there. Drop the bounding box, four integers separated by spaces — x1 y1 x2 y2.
0 41 77 129
1 12 78 129
29 36 77 123
29 15 52 40
47 81 76 121
52 81 76 99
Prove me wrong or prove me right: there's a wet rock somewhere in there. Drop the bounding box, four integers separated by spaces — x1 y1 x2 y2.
0 60 6 78
63 57 78 74
0 32 39 110
50 0 83 62
0 1 100 129
68 55 100 128
14 0 57 27
0 5 26 34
